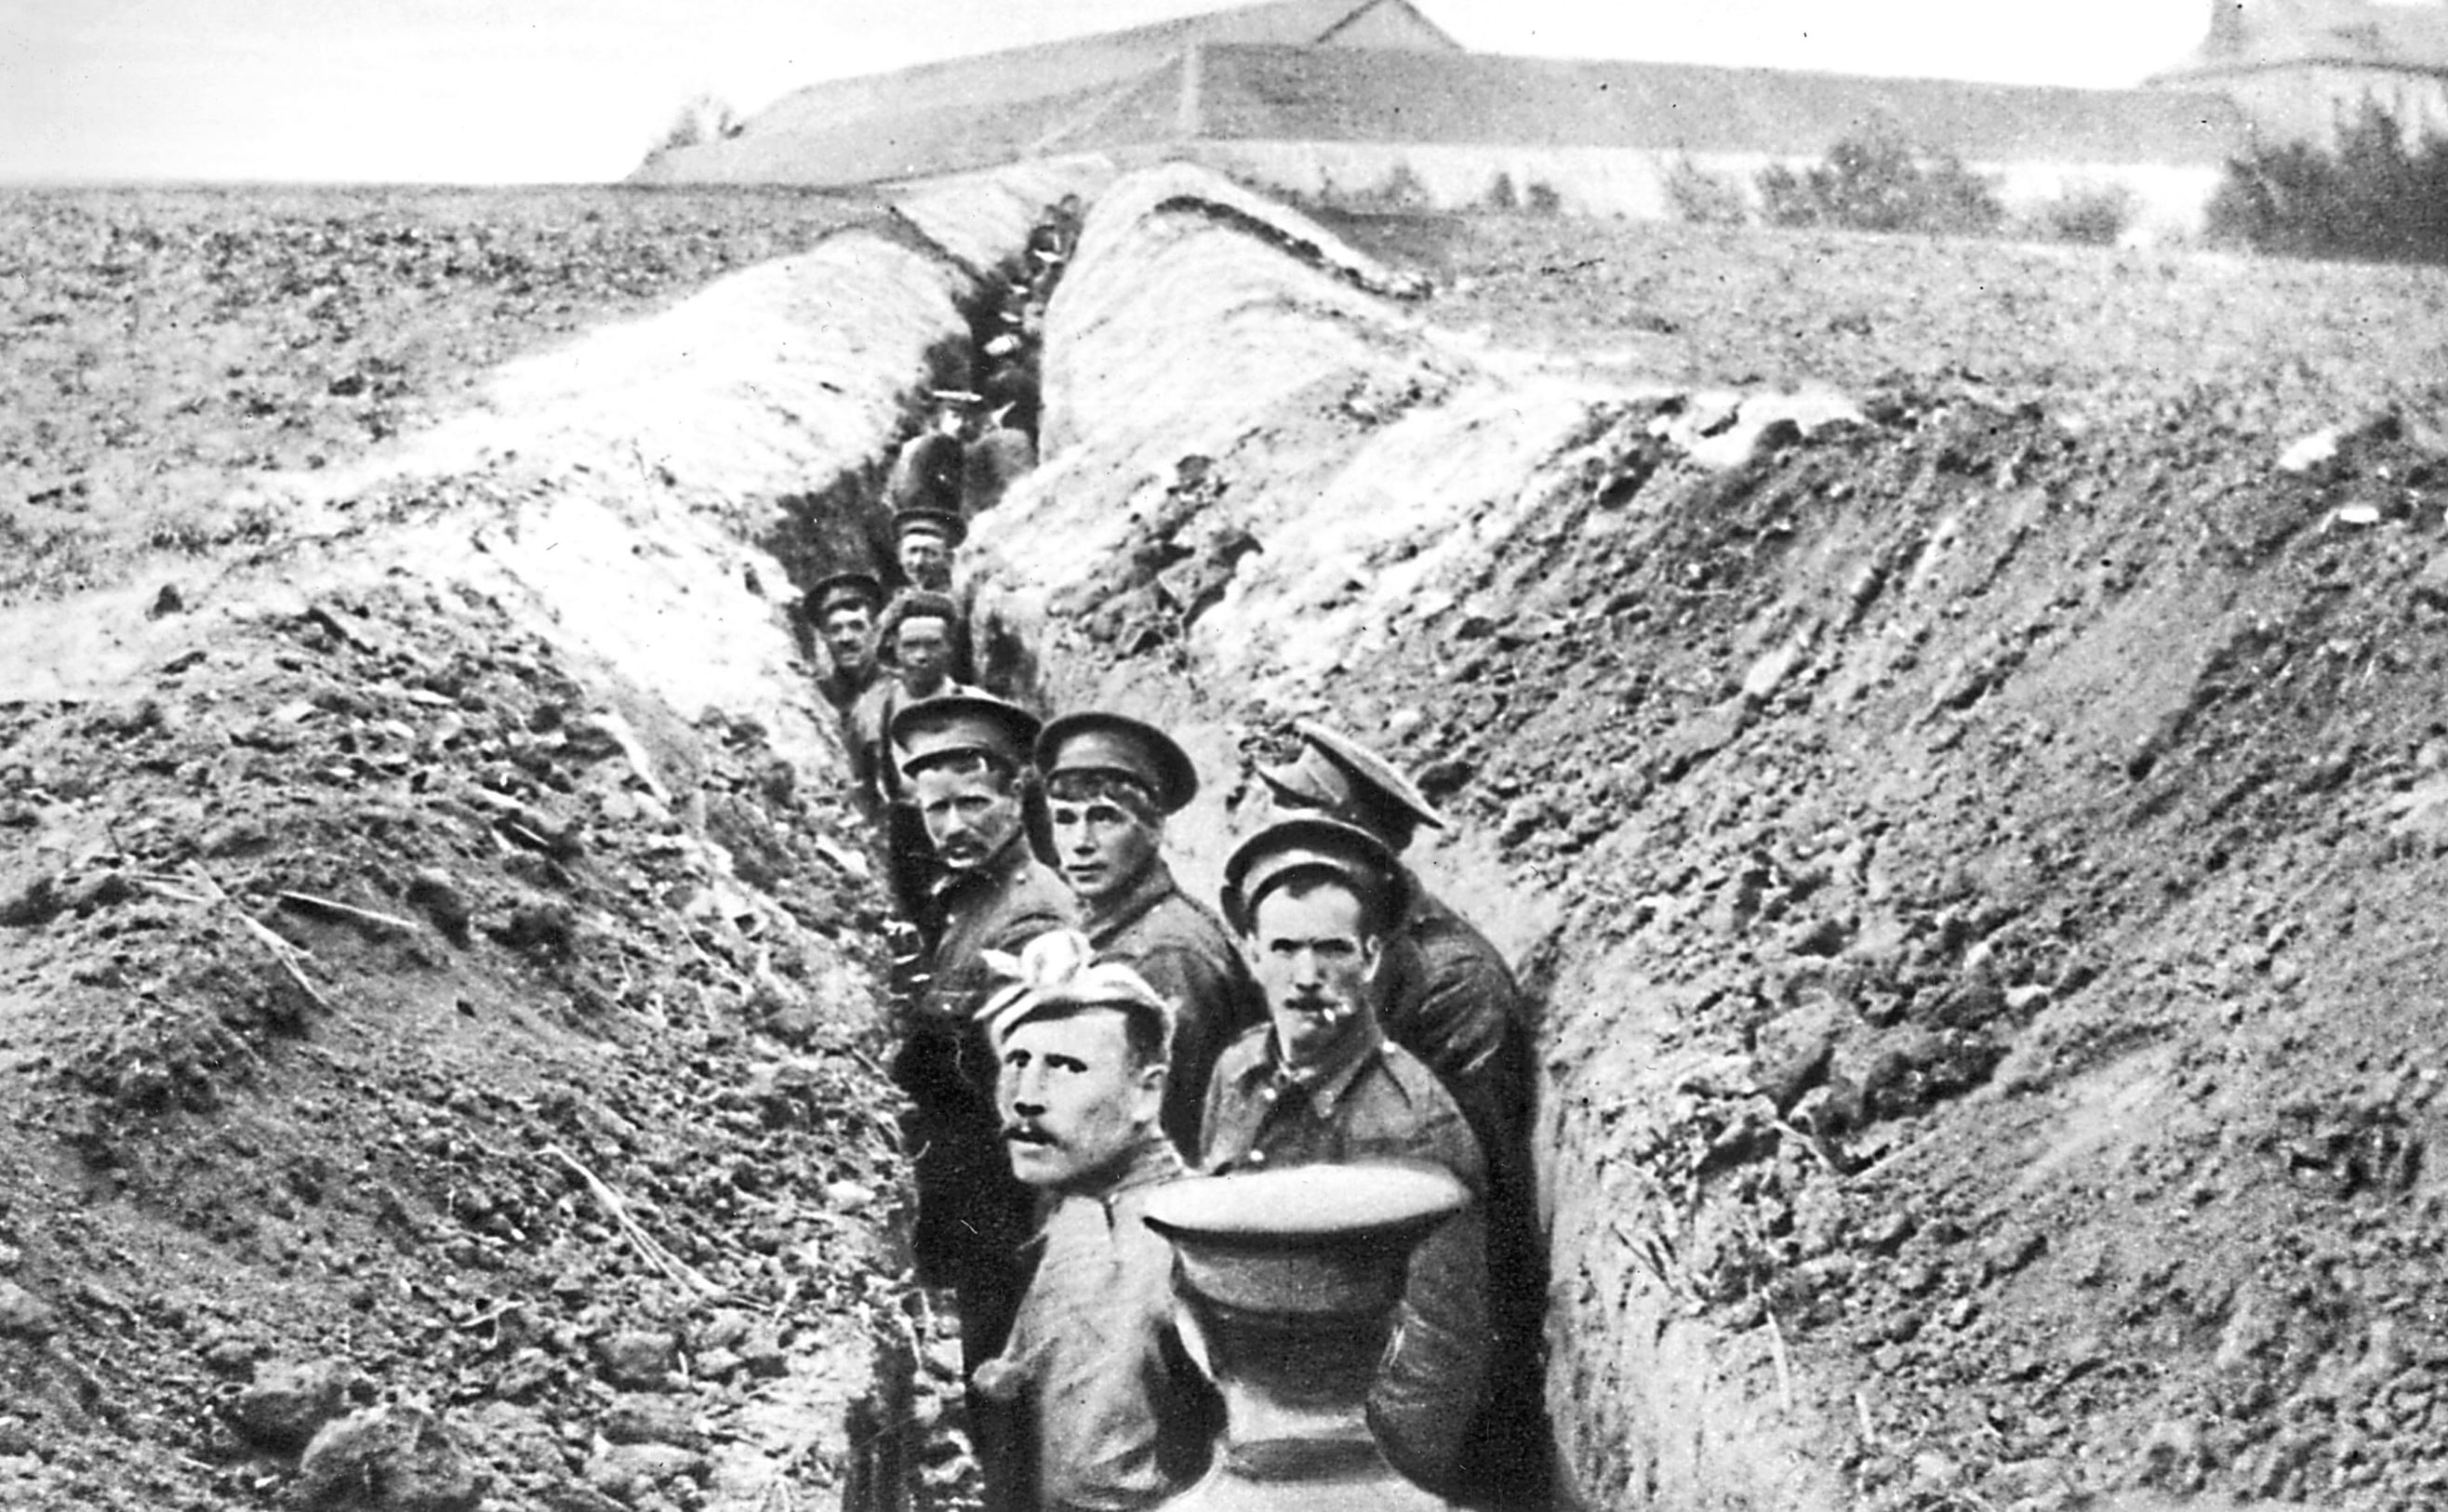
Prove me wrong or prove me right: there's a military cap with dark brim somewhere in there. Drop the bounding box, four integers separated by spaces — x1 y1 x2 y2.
803 570 885 621
894 506 967 550
1257 721 1447 844
1142 1163 1467 1316
891 693 1041 779
1219 816 1412 935
1037 711 1199 815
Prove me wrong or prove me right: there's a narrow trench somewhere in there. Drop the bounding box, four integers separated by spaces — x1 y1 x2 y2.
810 245 1071 1512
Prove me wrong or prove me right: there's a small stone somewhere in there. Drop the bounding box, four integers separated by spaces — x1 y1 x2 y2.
0 1280 58 1342
585 1441 707 1499
823 1180 875 1213
233 1358 362 1454
148 584 186 618
405 869 472 938
600 1396 701 1449
1981 1226 2047 1281
298 1403 483 1511
593 1330 678 1391
738 1327 789 1380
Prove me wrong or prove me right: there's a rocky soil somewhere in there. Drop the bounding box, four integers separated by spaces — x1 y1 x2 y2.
0 182 1027 1511
986 181 2448 1510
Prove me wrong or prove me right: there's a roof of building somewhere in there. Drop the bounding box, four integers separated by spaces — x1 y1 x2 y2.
743 0 1455 137
1189 46 2248 166
633 3 2248 188
2160 0 2448 78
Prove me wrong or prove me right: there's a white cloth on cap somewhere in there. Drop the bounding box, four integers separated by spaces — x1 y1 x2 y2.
975 928 1173 1046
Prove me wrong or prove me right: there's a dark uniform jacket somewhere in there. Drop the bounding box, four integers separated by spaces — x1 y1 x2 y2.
817 661 879 715
1377 885 1547 1506
878 583 1041 715
1084 862 1262 1158
885 430 963 516
979 1136 1212 1512
891 829 1077 1300
1199 1023 1488 1495
963 426 1038 517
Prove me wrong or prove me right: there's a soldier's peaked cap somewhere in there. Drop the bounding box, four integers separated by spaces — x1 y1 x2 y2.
1220 816 1411 935
1037 712 1199 815
1257 721 1446 842
893 506 966 549
1142 1163 1468 1316
803 570 884 619
891 694 1040 777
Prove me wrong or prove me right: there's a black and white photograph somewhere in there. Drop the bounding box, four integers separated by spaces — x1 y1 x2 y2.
4 1 2447 1507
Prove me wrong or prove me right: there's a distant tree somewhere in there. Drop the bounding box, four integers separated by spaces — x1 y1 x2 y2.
1759 120 2004 237
1483 171 1521 213
1523 179 1564 216
2022 180 2139 245
2205 101 2448 263
1368 161 1431 211
1664 154 1750 227
646 94 742 160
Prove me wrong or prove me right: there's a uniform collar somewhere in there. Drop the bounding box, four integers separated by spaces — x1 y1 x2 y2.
1085 858 1178 940
1240 1015 1385 1119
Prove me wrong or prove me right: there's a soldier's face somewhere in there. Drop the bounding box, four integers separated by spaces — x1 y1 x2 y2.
911 763 1021 872
1242 882 1380 1069
894 617 952 689
1049 795 1161 907
819 606 872 674
898 534 951 589
999 1008 1163 1192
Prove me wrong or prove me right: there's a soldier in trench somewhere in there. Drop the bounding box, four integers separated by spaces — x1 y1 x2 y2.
1199 816 1490 1500
850 590 978 932
962 402 1037 518
1034 711 1262 1157
887 504 1044 713
1254 721 1548 1505
802 570 885 715
886 694 1078 1512
970 930 1218 1512
885 391 972 519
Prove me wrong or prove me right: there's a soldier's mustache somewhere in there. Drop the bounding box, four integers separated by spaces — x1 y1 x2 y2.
1003 1122 1056 1147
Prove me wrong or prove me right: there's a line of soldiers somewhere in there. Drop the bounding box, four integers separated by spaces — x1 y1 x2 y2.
880 193 1079 531
803 646 1546 1506
791 194 1545 1511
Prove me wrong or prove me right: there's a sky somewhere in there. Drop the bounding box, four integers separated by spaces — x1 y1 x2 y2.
0 0 2238 184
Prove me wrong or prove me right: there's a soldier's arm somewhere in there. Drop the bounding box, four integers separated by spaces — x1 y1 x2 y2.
1370 1199 1491 1492
1130 943 1248 1157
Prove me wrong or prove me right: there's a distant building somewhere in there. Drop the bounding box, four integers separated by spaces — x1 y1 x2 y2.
636 0 1460 189
634 0 2249 239
2150 0 2448 146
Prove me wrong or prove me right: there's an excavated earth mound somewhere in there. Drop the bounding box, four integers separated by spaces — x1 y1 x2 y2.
978 168 2448 1512
0 166 1098 1511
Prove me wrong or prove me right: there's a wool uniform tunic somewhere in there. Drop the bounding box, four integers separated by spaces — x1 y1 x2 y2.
979 1137 1215 1512
1084 861 1263 1158
1198 1023 1489 1496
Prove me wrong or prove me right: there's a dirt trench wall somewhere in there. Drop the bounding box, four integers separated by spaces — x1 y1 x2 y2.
978 164 2448 1512
976 162 1862 1509
0 198 1047 1510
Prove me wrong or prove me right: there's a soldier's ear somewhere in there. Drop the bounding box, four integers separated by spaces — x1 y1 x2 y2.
1131 1062 1167 1127
1358 933 1383 984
